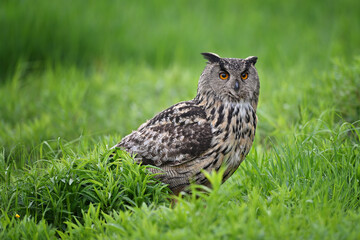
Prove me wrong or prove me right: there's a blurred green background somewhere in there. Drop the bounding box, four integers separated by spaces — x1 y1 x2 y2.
1 0 359 159
1 1 360 238
2 0 359 74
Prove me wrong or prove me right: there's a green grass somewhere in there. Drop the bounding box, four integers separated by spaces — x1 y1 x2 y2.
1 0 360 239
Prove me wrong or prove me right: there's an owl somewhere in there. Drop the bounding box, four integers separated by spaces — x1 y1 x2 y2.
112 52 259 195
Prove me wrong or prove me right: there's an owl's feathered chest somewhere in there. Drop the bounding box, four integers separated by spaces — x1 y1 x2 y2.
203 100 257 178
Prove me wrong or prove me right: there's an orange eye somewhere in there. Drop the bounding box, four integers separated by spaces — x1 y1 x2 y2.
241 72 248 80
219 72 229 80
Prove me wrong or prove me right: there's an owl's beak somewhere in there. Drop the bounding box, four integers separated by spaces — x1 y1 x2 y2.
234 80 240 91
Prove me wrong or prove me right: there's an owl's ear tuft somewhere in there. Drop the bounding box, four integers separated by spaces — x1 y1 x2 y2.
245 56 258 66
201 52 221 63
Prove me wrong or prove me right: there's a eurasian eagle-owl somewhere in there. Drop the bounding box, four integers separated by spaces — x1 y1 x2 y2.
113 52 259 195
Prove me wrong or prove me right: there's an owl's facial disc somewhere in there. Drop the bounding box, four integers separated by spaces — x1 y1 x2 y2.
198 53 259 106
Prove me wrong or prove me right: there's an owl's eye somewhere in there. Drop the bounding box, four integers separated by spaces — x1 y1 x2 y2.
219 71 229 80
241 72 248 80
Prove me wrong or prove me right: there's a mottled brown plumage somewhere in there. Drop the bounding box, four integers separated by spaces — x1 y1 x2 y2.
113 53 260 195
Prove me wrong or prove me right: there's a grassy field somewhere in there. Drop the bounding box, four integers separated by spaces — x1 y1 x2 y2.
1 0 360 239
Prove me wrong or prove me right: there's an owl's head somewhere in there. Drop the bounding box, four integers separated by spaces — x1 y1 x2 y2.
197 52 260 110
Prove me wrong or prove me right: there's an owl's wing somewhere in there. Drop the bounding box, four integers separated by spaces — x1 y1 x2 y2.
114 101 213 167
